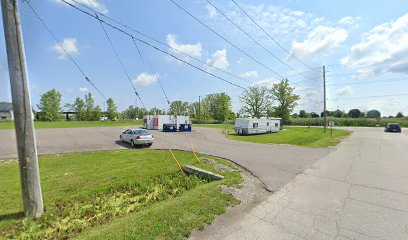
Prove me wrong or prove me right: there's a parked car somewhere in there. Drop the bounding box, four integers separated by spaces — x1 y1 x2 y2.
120 128 154 147
384 123 402 133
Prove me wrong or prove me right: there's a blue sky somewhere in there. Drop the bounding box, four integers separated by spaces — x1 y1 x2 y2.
1 0 408 116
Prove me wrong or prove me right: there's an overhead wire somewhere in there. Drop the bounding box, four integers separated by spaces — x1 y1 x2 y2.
231 0 315 71
206 0 317 83
59 0 248 91
168 0 285 80
109 0 171 105
85 0 146 109
66 0 255 86
25 1 107 100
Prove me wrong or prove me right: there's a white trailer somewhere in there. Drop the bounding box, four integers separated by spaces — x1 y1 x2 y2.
143 115 190 130
234 118 282 135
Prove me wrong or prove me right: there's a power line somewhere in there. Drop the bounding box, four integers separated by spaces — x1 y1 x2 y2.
26 1 107 100
147 60 171 104
59 0 248 91
206 0 315 82
85 0 146 108
108 0 171 105
168 0 285 80
65 0 255 86
231 0 314 71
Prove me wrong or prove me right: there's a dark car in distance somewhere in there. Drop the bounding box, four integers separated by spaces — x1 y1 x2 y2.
384 123 402 133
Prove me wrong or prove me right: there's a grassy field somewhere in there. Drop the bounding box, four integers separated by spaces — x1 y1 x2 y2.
0 150 241 239
228 127 350 147
194 124 350 147
0 120 144 130
194 124 234 129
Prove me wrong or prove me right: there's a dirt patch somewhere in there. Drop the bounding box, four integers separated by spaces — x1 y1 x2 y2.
189 167 270 239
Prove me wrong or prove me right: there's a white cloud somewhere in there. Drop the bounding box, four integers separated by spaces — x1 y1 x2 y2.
207 49 229 70
79 87 88 93
239 71 258 79
341 13 408 76
335 86 353 96
338 16 361 28
52 38 79 59
253 77 279 88
56 0 108 14
205 4 217 18
133 73 158 86
166 34 202 58
290 25 348 59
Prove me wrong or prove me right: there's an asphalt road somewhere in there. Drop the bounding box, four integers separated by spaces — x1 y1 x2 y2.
192 127 408 239
0 126 329 191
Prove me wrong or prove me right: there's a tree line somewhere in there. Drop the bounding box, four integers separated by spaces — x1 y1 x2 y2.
37 89 118 121
37 79 301 123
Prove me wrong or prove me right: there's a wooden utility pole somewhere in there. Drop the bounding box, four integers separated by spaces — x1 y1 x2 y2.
323 65 327 132
1 0 43 217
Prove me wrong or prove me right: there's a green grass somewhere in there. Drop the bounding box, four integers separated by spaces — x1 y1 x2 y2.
193 124 234 129
228 127 350 147
0 120 143 130
0 150 241 239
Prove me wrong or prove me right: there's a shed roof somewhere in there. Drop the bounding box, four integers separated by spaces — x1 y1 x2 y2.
0 102 13 112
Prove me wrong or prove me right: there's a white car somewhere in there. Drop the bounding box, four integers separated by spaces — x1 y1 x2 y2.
119 128 154 148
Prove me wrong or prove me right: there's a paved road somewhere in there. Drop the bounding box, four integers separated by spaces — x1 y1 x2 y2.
194 128 408 239
0 126 329 191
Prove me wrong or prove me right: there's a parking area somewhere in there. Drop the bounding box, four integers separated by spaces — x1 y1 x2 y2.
0 126 330 191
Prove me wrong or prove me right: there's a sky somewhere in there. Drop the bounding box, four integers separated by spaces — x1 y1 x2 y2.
1 0 408 116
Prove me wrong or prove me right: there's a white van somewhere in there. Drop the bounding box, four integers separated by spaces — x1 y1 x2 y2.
234 118 282 135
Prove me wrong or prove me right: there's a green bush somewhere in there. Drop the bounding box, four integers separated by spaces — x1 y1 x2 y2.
287 117 408 127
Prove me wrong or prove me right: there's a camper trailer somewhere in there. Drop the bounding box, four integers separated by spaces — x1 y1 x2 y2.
144 115 190 131
234 118 282 135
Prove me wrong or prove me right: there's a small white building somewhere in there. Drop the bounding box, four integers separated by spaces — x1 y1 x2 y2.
144 115 190 130
235 118 283 135
0 102 13 120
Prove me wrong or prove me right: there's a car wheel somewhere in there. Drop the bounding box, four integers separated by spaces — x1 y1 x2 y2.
147 143 152 147
130 140 135 148
120 135 123 143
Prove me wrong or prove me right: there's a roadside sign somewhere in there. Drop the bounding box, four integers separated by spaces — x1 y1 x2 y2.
329 120 335 126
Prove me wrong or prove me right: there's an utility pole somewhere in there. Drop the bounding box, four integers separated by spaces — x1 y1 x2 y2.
1 0 43 217
323 65 327 132
198 95 201 124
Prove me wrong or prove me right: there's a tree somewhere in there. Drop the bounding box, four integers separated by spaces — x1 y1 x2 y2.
240 85 271 118
299 110 309 118
271 79 300 123
73 97 86 121
396 112 404 118
92 105 102 121
310 112 319 118
122 105 148 119
84 93 95 121
334 109 346 118
204 93 233 121
38 88 62 121
366 109 381 119
169 100 189 115
348 109 361 118
106 98 118 120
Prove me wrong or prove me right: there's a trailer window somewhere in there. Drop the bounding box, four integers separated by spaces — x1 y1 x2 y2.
267 122 269 126
253 123 258 128
275 123 278 127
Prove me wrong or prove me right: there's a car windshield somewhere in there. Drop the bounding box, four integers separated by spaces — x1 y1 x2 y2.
389 124 400 128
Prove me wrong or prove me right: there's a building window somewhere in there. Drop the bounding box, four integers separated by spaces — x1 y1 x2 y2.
253 123 258 128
